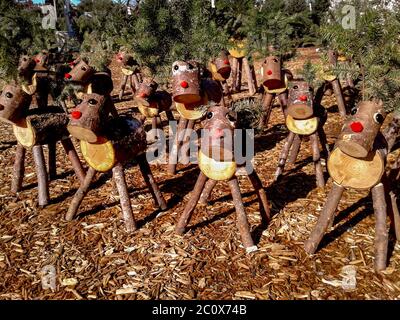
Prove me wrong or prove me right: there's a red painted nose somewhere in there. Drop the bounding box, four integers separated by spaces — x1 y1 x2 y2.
139 92 147 98
180 81 189 88
35 58 40 63
350 121 363 133
68 61 75 67
223 59 230 65
64 73 72 79
299 95 308 102
213 128 224 138
71 110 82 120
267 70 273 75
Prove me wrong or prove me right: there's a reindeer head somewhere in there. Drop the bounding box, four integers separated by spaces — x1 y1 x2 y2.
134 80 159 107
18 55 36 78
172 60 201 104
262 55 283 90
67 93 108 143
116 52 138 68
0 84 32 125
287 81 314 119
213 51 231 79
64 60 95 83
336 100 386 158
33 51 49 71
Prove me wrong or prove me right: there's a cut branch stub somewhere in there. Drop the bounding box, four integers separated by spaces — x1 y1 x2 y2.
65 60 95 83
0 84 32 125
336 100 386 158
287 81 314 120
172 61 201 104
67 93 108 143
262 56 283 90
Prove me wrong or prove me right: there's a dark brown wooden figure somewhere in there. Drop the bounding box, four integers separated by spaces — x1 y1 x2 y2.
274 81 328 189
0 84 86 207
66 94 167 232
304 100 400 272
208 50 232 106
258 67 293 130
175 106 270 251
168 60 223 175
133 79 174 135
116 51 142 101
228 40 257 95
315 50 347 116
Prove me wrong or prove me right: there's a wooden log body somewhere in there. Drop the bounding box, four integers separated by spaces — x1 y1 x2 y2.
0 85 32 124
80 116 146 172
262 55 283 90
172 61 201 104
12 108 69 148
336 100 386 158
287 81 314 119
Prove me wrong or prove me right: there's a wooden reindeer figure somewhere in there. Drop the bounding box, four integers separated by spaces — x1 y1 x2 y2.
0 84 86 207
258 55 293 129
315 50 347 116
66 93 167 232
168 60 222 175
274 80 329 189
304 100 400 271
175 106 270 252
228 39 257 95
116 51 142 101
207 50 232 106
133 79 174 136
64 59 117 115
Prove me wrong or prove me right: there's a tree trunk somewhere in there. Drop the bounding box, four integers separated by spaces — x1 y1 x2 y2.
32 145 49 207
228 177 255 250
112 163 137 232
11 144 26 193
304 183 344 254
65 167 96 221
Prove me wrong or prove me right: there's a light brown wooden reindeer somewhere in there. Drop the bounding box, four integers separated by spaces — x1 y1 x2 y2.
168 60 222 175
304 100 400 271
175 106 270 251
274 80 329 188
116 51 142 101
66 93 167 232
0 83 86 207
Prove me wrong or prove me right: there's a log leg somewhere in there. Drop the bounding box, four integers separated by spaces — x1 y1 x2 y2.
112 163 137 232
389 191 400 241
278 92 288 118
175 172 208 234
119 74 128 101
65 167 96 221
331 79 347 116
231 58 239 93
47 143 57 181
132 74 140 91
247 169 271 223
258 93 274 130
346 74 355 89
274 131 296 180
180 120 195 165
251 64 258 93
243 57 256 95
318 126 331 160
165 110 175 122
61 138 86 184
304 183 344 254
371 183 389 271
228 177 255 250
168 117 188 175
137 154 167 210
11 144 26 193
236 58 243 92
156 116 162 129
222 81 232 101
198 179 218 205
218 82 227 108
314 82 326 107
136 72 143 84
32 145 50 207
288 134 301 165
310 133 325 188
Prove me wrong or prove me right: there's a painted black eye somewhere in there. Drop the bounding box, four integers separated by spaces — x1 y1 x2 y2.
350 107 358 115
206 112 214 119
188 63 194 70
374 113 384 124
173 65 179 71
22 57 27 61
81 66 87 71
88 99 97 105
77 99 83 104
293 85 298 90
5 92 13 99
273 58 278 63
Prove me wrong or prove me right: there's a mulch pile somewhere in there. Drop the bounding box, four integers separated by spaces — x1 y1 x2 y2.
0 48 399 300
